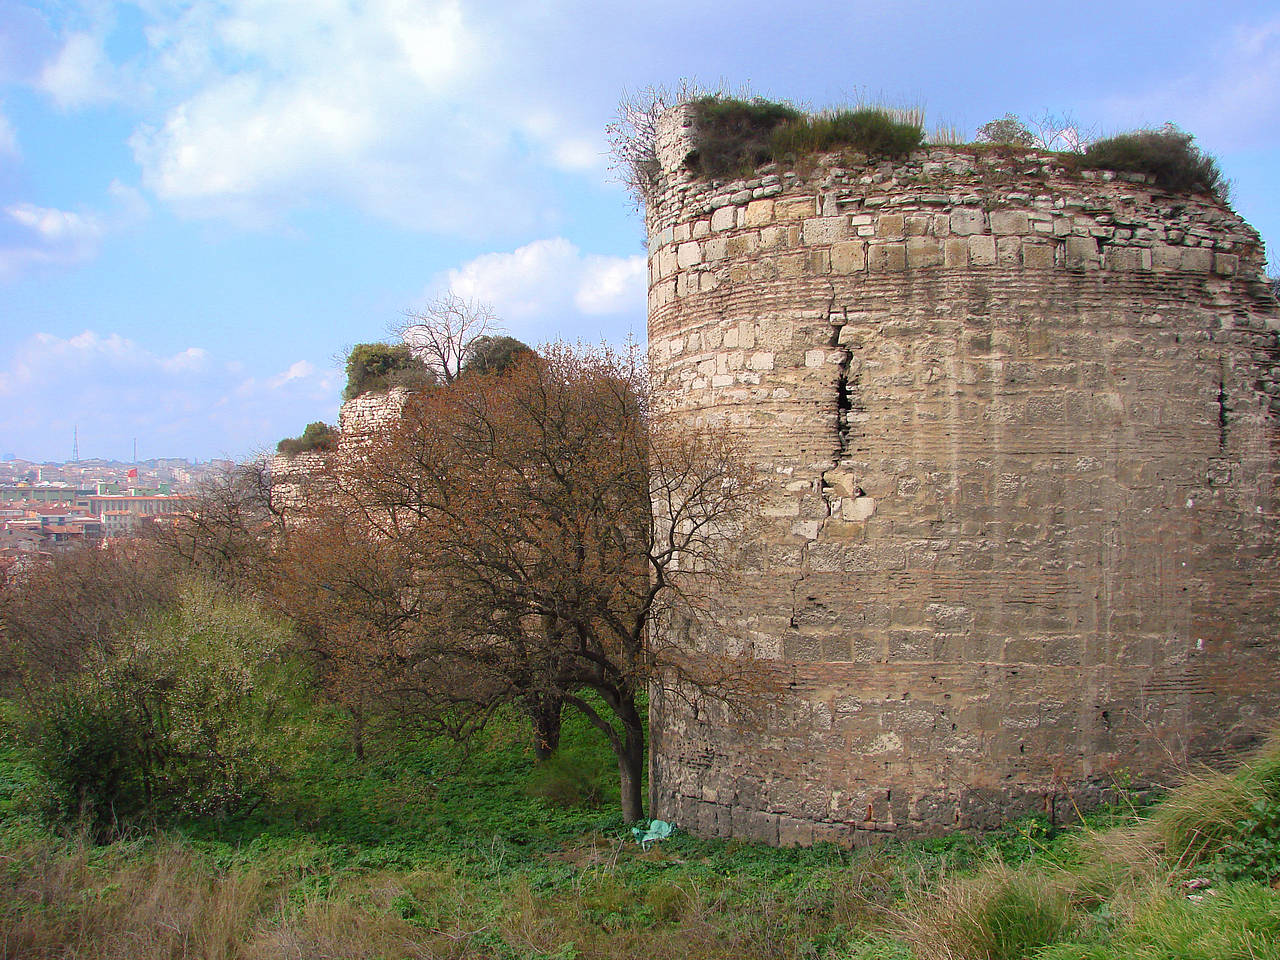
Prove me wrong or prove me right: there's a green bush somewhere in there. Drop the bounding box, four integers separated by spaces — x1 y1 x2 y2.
770 108 924 161
1080 125 1224 196
1037 885 1280 960
1153 735 1280 885
343 343 435 400
976 113 1036 147
461 335 534 377
276 421 336 457
23 585 308 835
525 749 608 809
686 96 802 178
687 97 924 178
973 878 1075 959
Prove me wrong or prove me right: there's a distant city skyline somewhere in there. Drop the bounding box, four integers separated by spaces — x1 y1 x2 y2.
3 1 1279 461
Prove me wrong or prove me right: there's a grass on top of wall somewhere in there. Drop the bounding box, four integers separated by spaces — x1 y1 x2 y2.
686 96 924 179
681 97 1226 201
1077 125 1226 197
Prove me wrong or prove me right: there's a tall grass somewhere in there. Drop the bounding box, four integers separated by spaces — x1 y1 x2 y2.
887 735 1280 959
1079 125 1225 197
687 96 924 178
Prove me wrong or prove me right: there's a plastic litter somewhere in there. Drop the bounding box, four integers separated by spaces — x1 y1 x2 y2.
632 819 674 849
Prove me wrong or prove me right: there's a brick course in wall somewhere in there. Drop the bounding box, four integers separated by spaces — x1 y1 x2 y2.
646 105 1280 844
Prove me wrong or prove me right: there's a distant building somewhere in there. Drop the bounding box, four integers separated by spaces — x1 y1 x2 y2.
0 484 94 504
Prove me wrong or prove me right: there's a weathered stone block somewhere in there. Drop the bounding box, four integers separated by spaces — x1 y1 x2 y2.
1064 236 1099 268
1105 247 1150 272
745 199 775 227
710 205 736 232
803 216 850 244
831 240 866 274
868 242 907 272
1181 247 1213 273
876 214 905 239
905 215 932 236
969 235 997 266
907 237 943 269
944 237 969 267
1022 243 1055 269
1214 253 1239 275
1152 243 1181 270
996 236 1022 266
776 196 817 220
950 207 985 235
990 210 1030 235
676 241 702 268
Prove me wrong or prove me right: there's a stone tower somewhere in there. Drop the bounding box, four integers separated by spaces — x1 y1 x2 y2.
645 104 1280 845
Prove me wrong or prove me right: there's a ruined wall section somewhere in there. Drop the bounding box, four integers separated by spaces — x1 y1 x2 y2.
271 388 411 513
647 110 1280 845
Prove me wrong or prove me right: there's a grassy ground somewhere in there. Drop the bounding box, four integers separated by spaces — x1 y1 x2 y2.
1 701 1277 959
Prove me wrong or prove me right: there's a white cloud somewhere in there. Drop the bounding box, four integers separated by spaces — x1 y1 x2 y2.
0 106 16 156
39 31 119 108
442 238 646 341
1100 15 1280 151
0 330 340 461
0 202 103 277
0 182 148 279
122 0 576 231
269 359 316 388
576 254 647 314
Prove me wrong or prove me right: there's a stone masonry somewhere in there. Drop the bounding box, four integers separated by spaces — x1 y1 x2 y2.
646 104 1280 845
271 387 411 510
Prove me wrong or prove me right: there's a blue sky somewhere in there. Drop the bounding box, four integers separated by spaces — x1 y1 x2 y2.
2 0 1278 463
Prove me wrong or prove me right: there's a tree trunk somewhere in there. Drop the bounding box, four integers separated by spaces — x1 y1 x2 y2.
616 696 646 822
529 694 563 760
351 694 366 762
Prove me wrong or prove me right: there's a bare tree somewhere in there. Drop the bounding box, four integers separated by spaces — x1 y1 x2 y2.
0 539 177 690
326 342 758 820
394 292 497 384
606 80 709 208
1027 110 1096 154
153 460 286 593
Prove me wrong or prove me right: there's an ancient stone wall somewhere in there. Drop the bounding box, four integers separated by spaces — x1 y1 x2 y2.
646 105 1280 845
271 388 411 511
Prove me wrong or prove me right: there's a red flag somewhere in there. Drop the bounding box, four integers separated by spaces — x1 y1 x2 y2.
127 468 138 479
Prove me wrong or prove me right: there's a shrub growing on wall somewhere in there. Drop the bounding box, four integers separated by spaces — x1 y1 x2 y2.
276 421 336 456
343 343 435 400
688 96 924 178
1080 124 1224 196
686 96 803 177
976 113 1036 147
461 335 535 377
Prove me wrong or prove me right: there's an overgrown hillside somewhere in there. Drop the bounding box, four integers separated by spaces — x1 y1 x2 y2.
2 692 1278 959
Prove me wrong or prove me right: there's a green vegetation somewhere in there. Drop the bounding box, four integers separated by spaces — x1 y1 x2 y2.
463 334 536 377
1079 125 1225 196
4 656 1280 960
276 419 336 456
686 96 924 178
975 113 1036 147
21 585 307 835
677 97 1225 201
343 342 435 400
